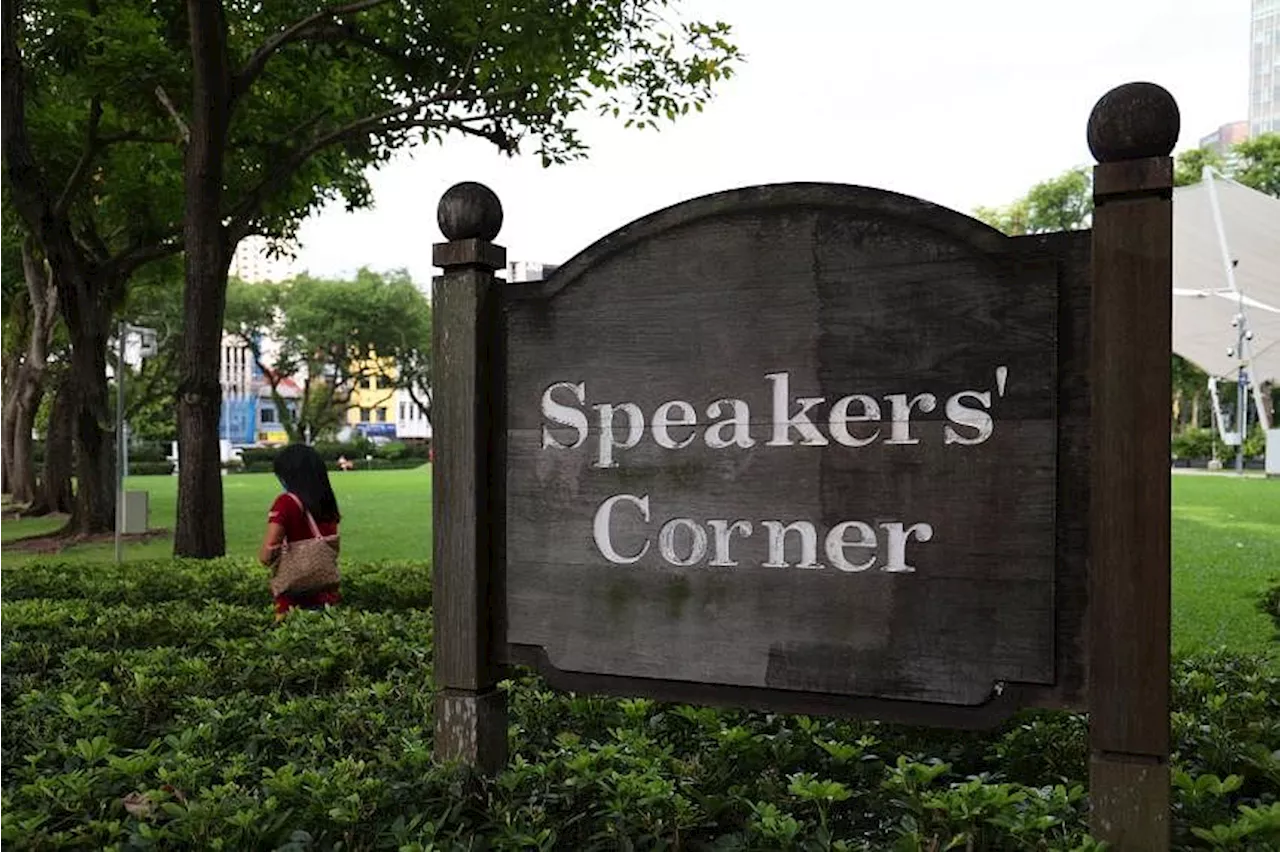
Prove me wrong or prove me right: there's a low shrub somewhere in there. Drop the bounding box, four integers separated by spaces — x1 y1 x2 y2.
1172 426 1269 461
1172 428 1216 460
127 461 175 476
313 439 375 462
373 441 431 461
1260 581 1280 641
128 443 170 463
328 458 424 472
2 558 1277 850
239 447 279 466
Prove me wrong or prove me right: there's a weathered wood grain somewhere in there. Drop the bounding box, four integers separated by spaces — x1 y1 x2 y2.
432 231 508 770
500 185 1077 713
1088 157 1173 846
1090 755 1170 851
1022 229 1092 712
1089 163 1172 756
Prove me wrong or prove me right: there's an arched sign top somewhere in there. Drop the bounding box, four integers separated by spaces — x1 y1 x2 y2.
531 182 1012 299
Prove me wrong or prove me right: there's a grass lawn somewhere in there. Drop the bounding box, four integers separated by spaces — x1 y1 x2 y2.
0 466 432 566
1171 473 1279 657
2 468 1276 656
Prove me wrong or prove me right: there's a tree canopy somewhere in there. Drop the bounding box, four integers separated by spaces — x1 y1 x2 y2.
4 0 740 555
224 268 431 444
973 167 1092 236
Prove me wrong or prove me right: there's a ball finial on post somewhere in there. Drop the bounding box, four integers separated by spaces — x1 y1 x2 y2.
438 181 504 242
1087 82 1180 163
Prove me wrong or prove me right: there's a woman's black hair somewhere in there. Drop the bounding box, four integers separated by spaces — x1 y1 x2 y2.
273 444 341 523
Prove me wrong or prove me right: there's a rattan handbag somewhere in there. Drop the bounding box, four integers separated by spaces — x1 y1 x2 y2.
269 494 340 597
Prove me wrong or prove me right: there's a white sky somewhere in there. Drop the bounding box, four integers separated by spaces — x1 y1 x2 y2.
293 0 1253 283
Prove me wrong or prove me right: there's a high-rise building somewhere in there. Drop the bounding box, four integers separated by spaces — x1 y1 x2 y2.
229 235 301 283
1250 0 1280 136
1199 121 1251 156
220 237 299 445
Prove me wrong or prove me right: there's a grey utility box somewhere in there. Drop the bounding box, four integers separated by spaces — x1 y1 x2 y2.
117 491 149 535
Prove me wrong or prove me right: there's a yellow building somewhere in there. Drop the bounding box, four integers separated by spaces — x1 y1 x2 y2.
346 358 398 439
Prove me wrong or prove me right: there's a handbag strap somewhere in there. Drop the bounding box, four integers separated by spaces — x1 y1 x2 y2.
286 492 324 539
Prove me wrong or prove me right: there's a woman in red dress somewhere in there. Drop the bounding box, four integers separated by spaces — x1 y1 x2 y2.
257 444 342 617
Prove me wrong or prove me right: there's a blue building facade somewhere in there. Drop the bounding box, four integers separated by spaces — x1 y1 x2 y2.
219 395 259 446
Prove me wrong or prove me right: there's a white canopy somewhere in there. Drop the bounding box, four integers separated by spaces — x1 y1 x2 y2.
1172 177 1280 383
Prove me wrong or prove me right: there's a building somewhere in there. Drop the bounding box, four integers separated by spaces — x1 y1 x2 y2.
218 331 301 446
345 359 398 440
1198 120 1251 156
395 389 433 442
507 260 559 282
1250 0 1280 137
219 333 259 445
255 374 302 444
230 235 301 284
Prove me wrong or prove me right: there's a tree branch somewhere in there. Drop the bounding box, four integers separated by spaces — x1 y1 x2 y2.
232 0 391 102
99 130 182 145
406 384 432 423
2 2 53 235
154 85 190 143
109 237 184 280
55 96 102 217
224 101 519 241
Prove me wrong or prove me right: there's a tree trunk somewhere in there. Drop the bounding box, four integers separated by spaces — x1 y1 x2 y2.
1 359 19 496
7 237 58 505
174 0 231 558
9 374 43 505
6 10 115 531
63 310 116 534
34 374 75 516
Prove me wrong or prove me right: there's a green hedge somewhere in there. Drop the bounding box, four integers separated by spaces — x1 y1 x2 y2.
232 458 425 474
2 558 1278 850
129 443 170 463
1171 426 1268 461
235 440 429 472
238 446 280 465
328 458 424 472
127 461 175 476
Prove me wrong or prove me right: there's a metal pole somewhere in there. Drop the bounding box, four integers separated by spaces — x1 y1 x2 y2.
1237 361 1248 474
1203 167 1250 474
115 322 125 564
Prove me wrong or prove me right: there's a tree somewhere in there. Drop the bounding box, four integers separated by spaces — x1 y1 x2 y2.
2 1 186 534
1 234 60 505
1171 352 1208 432
225 268 432 443
395 293 434 424
115 258 186 443
2 211 76 516
1233 133 1280 197
973 166 1093 236
171 0 738 557
1173 146 1225 188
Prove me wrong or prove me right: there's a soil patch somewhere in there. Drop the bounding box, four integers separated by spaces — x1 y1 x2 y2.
3 529 171 554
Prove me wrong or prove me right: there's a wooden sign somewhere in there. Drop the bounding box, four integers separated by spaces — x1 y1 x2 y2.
433 81 1177 851
502 186 1075 715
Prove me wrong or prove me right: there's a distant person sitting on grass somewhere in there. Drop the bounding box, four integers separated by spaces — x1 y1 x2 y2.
337 454 355 471
258 444 342 619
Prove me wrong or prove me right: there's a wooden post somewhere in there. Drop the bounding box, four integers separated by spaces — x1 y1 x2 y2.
1087 82 1178 850
432 181 508 774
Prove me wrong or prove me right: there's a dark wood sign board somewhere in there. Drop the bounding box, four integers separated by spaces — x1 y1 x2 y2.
500 186 1089 724
433 82 1177 850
